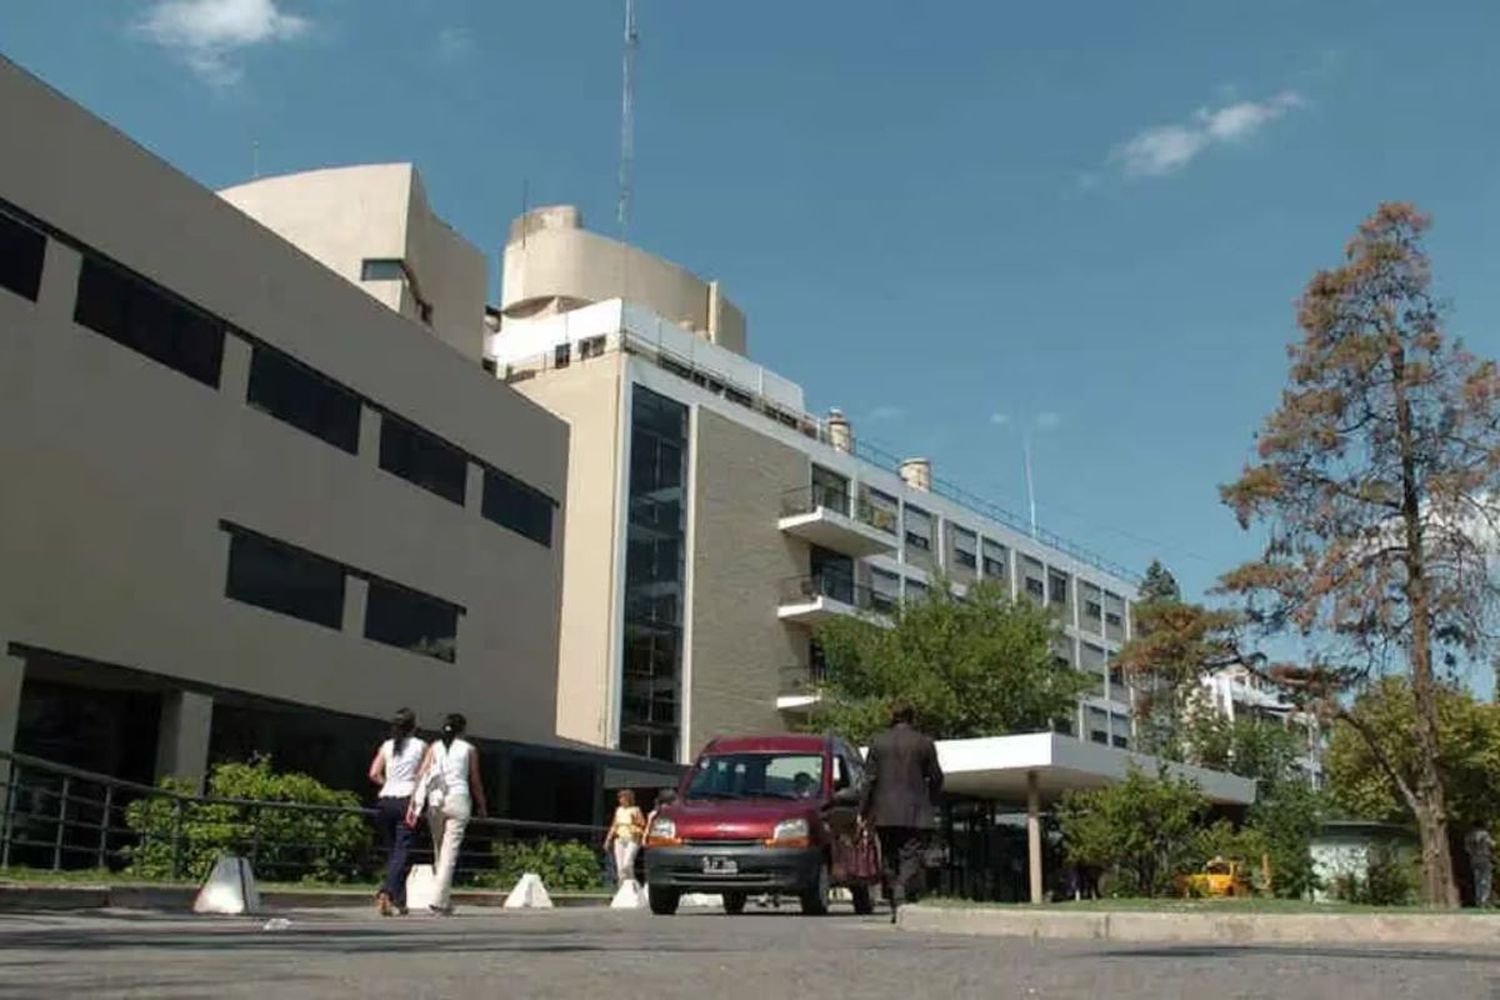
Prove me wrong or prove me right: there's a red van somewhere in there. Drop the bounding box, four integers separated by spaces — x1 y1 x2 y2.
642 733 879 915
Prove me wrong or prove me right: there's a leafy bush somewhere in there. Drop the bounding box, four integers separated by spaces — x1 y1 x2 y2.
1057 766 1208 898
479 838 604 892
124 758 371 883
1329 842 1417 906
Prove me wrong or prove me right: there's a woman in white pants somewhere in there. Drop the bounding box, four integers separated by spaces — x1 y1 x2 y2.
604 789 646 887
408 713 487 915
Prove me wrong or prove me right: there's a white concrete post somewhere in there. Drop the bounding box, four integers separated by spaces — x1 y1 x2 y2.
1027 770 1043 905
155 690 214 793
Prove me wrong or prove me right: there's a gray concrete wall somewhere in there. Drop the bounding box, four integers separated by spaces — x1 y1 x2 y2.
0 57 567 758
686 409 809 755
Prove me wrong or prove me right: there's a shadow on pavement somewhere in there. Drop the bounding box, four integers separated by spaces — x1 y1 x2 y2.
1096 944 1500 964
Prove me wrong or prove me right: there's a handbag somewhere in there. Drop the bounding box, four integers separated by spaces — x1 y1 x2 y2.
422 743 450 810
849 823 882 881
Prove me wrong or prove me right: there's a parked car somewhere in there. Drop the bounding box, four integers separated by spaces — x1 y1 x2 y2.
643 733 880 916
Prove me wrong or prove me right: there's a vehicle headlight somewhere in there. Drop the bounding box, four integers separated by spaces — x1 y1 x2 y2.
769 818 809 844
648 816 677 842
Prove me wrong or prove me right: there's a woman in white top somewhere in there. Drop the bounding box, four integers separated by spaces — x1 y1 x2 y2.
604 789 647 888
367 708 426 916
408 713 488 915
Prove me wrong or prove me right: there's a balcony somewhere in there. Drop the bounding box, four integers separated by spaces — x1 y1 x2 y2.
777 485 897 559
777 573 892 627
776 663 826 713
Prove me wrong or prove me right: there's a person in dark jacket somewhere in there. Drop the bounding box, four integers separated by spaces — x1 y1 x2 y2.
860 701 944 923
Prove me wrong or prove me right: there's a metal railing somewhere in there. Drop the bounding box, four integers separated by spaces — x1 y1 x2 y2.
777 662 828 696
0 750 614 890
779 573 884 612
501 326 1138 586
779 485 898 535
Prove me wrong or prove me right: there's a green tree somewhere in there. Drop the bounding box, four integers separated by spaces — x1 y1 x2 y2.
807 579 1088 744
1219 204 1500 906
1327 677 1500 830
1117 597 1241 760
1056 766 1208 897
1139 559 1182 605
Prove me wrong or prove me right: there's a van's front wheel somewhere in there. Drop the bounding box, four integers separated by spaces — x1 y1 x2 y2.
649 887 681 915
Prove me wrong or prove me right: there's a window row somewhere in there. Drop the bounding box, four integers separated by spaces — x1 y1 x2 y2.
223 523 462 663
2 201 556 548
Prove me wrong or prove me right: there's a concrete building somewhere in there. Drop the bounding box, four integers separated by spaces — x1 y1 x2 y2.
1201 665 1325 787
487 207 1143 764
0 57 676 823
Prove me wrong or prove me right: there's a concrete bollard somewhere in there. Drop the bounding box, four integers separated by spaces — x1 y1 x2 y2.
193 856 261 915
504 872 554 909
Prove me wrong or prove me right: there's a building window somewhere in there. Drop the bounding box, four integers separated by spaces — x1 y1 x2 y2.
904 505 933 553
0 209 46 302
866 488 899 535
905 578 930 603
379 416 468 505
554 342 571 369
224 528 345 630
482 468 555 547
1105 611 1123 628
364 580 460 663
246 347 362 454
1048 570 1070 607
580 335 607 359
361 259 406 281
871 568 901 614
981 540 1009 581
1025 577 1045 600
1112 734 1129 750
73 256 225 388
810 464 851 516
951 526 978 570
1085 600 1103 621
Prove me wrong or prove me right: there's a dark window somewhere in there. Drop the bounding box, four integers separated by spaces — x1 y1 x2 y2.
482 358 498 375
1105 611 1123 628
482 468 554 547
74 256 224 388
580 335 607 359
247 347 362 454
1055 717 1075 736
955 548 978 569
0 210 46 301
361 258 405 281
554 342 571 369
225 529 345 629
1025 577 1045 600
379 417 468 505
1090 731 1108 745
1085 600 1103 620
1049 572 1070 606
364 580 460 663
1112 735 1129 749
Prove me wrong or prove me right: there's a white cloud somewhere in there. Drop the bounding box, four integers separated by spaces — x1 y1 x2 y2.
435 26 474 64
1111 91 1303 178
868 405 905 421
137 0 310 85
990 412 1010 427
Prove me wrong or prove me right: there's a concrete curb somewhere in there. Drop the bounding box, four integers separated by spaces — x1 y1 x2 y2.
898 905 1500 946
0 883 611 913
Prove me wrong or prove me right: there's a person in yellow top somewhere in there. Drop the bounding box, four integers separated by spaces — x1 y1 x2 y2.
604 789 647 887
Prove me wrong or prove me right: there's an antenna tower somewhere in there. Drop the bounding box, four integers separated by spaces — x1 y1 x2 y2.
617 0 638 233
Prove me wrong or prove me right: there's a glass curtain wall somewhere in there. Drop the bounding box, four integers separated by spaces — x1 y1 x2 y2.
620 386 689 762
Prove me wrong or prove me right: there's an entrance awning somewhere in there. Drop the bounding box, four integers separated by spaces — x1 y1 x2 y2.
934 732 1256 807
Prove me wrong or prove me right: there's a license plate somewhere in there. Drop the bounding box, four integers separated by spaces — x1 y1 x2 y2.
702 857 738 875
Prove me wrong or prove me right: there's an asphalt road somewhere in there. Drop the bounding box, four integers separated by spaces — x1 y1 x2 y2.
1 903 1498 999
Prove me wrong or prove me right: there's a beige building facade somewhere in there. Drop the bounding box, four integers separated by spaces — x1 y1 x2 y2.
487 216 1142 764
0 58 684 820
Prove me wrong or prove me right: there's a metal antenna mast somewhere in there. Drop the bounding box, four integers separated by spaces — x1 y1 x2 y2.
617 0 638 233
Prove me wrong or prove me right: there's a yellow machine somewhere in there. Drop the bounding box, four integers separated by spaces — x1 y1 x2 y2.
1177 858 1253 898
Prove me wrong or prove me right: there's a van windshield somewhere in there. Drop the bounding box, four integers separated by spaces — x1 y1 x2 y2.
686 752 824 801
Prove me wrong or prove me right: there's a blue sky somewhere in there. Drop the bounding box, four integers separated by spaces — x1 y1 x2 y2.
5 1 1500 615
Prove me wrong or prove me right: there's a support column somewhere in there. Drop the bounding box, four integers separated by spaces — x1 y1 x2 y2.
1027 770 1044 905
359 406 382 464
155 690 214 793
0 649 23 859
343 575 369 636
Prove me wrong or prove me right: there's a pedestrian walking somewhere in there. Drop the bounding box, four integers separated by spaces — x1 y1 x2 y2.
1467 820 1494 907
367 708 426 916
408 713 487 916
860 700 944 923
604 789 646 888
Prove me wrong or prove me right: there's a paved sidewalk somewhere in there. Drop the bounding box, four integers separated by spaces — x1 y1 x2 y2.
899 903 1500 946
1 905 1497 999
0 881 609 912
